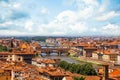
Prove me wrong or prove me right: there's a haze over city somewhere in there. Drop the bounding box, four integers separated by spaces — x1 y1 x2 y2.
0 0 120 36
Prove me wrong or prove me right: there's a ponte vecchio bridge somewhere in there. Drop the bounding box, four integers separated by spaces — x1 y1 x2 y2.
40 46 70 56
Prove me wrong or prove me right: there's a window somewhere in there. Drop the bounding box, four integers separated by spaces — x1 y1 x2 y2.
110 55 117 61
18 58 21 61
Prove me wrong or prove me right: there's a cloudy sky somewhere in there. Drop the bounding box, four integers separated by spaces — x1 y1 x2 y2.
0 0 120 36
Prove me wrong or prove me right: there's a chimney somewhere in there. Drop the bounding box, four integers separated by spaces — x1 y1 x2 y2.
102 64 109 80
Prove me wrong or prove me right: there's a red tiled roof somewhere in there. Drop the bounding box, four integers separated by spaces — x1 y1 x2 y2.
109 69 120 78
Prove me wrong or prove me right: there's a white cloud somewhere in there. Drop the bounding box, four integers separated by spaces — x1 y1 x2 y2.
76 0 99 9
27 0 97 36
70 22 87 32
82 0 98 6
96 11 120 21
99 5 106 13
0 1 21 9
91 28 97 32
74 0 98 20
35 9 88 36
25 21 34 31
101 24 120 35
40 7 49 14
12 3 21 9
89 24 120 36
77 6 94 20
98 0 110 12
56 10 76 23
52 31 66 36
0 30 30 36
0 21 13 27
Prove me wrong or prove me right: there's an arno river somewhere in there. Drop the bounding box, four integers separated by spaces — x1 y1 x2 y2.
40 53 79 64
39 41 79 64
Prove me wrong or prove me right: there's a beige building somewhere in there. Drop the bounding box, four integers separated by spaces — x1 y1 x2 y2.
83 47 97 57
7 55 23 62
32 58 56 68
117 54 120 64
92 49 118 63
46 38 55 44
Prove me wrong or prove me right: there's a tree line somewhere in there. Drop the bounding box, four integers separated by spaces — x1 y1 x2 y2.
58 61 97 76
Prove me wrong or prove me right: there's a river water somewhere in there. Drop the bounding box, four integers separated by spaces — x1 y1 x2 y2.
39 41 79 64
40 53 79 64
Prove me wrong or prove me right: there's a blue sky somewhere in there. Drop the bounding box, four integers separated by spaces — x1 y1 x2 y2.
0 0 120 36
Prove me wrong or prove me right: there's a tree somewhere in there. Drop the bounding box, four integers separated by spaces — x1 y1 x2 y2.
74 76 85 80
58 61 70 70
0 45 8 52
74 64 81 73
68 63 77 73
58 61 97 75
80 63 97 75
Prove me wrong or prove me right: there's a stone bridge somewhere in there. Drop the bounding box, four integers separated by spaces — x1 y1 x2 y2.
40 47 70 56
